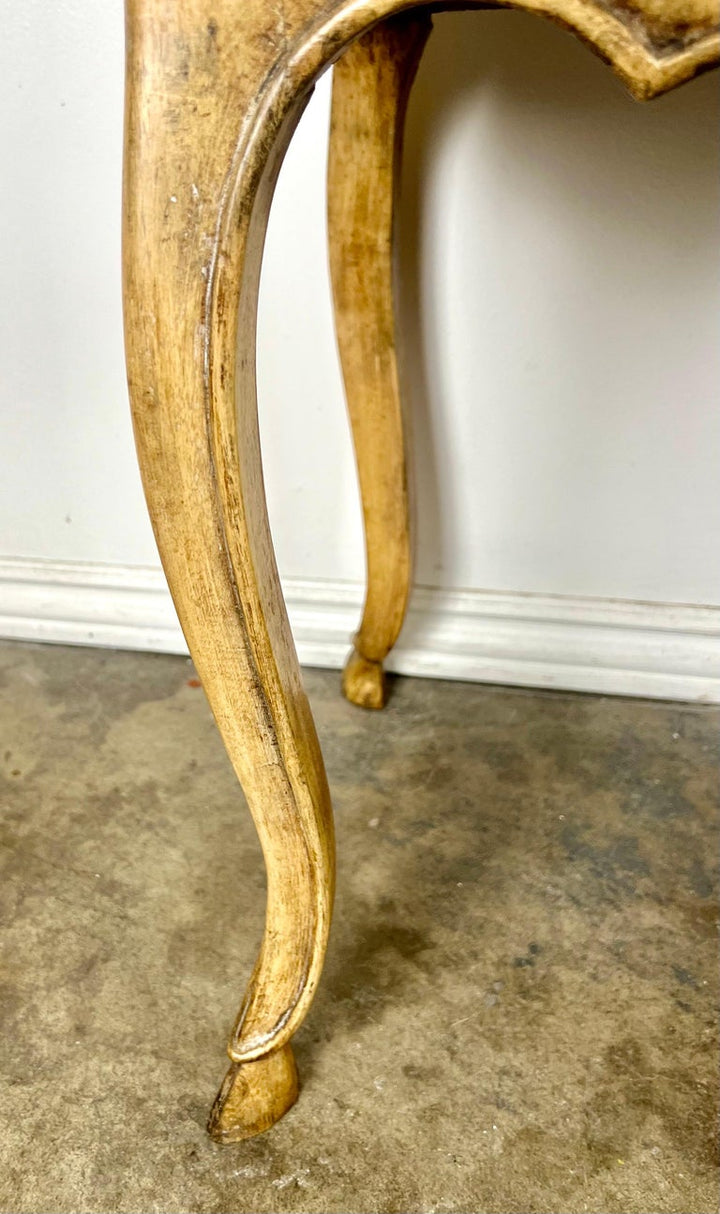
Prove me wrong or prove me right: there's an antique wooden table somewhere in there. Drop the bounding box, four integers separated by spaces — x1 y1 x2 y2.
122 0 718 1140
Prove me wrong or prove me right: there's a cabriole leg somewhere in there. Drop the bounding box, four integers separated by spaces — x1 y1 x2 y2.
329 13 432 709
123 0 335 1140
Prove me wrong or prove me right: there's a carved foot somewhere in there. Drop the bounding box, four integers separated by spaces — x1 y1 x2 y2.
342 648 387 710
124 3 334 1145
330 16 431 707
207 1044 299 1143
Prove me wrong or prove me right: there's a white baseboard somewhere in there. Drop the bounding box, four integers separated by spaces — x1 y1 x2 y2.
0 555 719 703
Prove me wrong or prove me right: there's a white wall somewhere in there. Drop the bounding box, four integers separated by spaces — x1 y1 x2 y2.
1 3 718 699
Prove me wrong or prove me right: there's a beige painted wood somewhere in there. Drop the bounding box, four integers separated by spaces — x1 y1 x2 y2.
122 0 336 1142
329 14 431 710
123 0 717 1141
329 0 719 713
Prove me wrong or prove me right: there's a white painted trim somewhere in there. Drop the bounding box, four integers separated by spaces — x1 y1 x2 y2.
0 556 718 702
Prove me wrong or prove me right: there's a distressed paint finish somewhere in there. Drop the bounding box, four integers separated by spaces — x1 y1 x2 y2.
329 5 718 709
329 14 431 711
122 0 336 1139
123 0 718 1140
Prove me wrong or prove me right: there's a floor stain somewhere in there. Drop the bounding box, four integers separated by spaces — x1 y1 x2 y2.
0 641 717 1214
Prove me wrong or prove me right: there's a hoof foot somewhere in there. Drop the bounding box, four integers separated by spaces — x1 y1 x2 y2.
342 649 387 709
207 1043 299 1143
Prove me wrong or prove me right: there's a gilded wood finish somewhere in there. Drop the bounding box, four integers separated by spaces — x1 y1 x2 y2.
123 0 717 1140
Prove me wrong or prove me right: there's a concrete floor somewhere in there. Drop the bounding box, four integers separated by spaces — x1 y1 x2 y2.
0 641 717 1214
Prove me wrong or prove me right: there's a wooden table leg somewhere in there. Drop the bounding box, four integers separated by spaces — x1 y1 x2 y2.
328 14 432 709
122 0 335 1141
